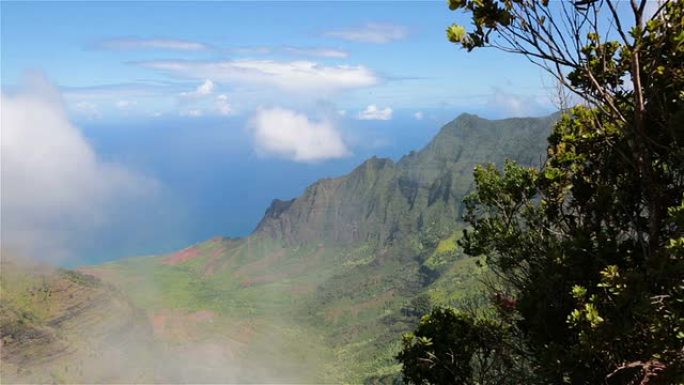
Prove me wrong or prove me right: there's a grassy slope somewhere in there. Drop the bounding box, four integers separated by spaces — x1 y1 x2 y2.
6 113 554 383
81 230 485 383
0 256 156 384
83 238 347 382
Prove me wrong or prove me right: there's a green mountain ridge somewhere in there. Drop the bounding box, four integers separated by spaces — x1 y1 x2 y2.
256 113 557 248
1 112 557 383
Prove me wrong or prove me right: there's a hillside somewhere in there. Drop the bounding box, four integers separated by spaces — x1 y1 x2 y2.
0 256 156 383
1 113 557 383
256 113 556 248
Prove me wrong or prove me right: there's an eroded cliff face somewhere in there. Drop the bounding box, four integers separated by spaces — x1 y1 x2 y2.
254 113 557 248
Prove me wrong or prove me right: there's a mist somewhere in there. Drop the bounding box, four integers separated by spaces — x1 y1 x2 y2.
0 74 158 263
1 250 331 384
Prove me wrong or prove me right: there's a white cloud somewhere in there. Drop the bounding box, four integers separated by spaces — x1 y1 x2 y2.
96 37 209 51
63 83 173 118
283 47 349 58
326 23 408 43
63 83 167 100
180 79 215 99
248 107 349 162
1 75 156 260
413 111 424 120
357 104 393 120
115 99 136 109
215 94 234 116
138 59 378 94
176 81 235 116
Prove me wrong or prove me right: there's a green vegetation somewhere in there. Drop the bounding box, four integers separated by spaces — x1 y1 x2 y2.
0 257 155 384
398 308 514 385
69 112 555 383
5 2 680 384
399 1 683 384
2 92 558 382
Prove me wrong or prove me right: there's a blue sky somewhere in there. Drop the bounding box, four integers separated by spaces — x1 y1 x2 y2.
1 1 555 265
2 1 554 117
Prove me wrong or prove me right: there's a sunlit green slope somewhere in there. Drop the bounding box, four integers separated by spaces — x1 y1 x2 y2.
1 113 556 383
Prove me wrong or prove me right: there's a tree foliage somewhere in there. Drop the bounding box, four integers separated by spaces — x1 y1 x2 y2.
399 1 683 384
398 307 521 385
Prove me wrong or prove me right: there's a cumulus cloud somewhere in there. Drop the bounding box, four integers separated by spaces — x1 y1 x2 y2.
357 104 393 120
248 107 349 162
0 75 156 260
95 37 210 51
180 79 215 99
137 59 378 94
176 80 235 117
326 23 408 43
413 111 424 120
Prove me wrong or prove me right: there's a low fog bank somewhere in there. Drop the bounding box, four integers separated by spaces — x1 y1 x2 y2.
1 255 327 384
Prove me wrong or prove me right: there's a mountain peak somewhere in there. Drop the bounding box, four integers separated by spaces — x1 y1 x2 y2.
253 112 557 247
453 112 482 121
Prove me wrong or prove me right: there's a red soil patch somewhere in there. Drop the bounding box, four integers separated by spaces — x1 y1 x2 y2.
235 249 286 276
163 246 202 265
164 237 231 267
203 246 238 277
210 246 226 258
201 244 232 276
150 313 168 337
